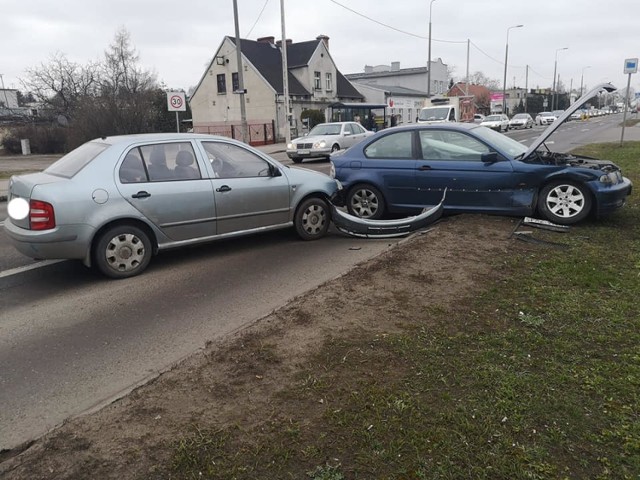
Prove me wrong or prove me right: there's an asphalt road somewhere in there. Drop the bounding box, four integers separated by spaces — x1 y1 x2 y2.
0 114 635 450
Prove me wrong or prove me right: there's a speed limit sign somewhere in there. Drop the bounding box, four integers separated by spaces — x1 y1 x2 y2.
167 91 186 112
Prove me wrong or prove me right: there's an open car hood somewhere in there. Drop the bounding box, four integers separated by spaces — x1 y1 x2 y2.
522 82 616 158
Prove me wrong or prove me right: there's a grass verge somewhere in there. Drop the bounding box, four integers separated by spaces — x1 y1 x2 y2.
170 142 640 479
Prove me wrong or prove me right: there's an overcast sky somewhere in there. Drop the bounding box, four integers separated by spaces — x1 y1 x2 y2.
2 0 638 96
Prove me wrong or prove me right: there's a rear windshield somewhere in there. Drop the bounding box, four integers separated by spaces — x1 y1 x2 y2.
45 141 109 178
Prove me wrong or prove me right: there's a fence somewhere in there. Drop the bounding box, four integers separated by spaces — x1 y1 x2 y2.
194 121 275 146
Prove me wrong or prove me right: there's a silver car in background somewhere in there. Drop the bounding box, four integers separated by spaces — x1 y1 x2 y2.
286 121 373 163
6 133 339 278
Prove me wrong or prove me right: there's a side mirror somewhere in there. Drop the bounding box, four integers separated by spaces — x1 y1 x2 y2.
270 164 282 177
481 152 499 163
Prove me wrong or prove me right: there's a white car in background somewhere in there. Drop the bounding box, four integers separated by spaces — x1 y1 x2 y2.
508 113 534 129
480 114 510 132
535 111 556 126
286 122 373 163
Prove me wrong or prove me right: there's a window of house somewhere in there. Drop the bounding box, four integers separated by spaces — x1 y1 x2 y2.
314 71 321 90
325 72 333 91
217 74 226 94
232 72 239 92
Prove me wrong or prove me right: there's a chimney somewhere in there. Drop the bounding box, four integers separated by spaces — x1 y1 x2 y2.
391 61 400 71
275 39 293 47
316 34 330 50
257 36 275 44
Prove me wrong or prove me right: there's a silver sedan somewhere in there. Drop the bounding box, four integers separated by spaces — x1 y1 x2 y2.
286 121 373 163
5 133 339 278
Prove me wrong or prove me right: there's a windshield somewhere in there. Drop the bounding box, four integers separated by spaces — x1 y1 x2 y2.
485 115 502 121
539 112 553 117
45 141 109 178
513 114 528 119
472 126 528 158
308 124 341 136
418 107 450 121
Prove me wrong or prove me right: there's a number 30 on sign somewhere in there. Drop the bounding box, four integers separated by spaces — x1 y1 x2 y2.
167 91 187 112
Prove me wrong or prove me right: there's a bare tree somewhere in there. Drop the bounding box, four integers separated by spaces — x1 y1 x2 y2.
21 52 99 118
466 71 501 91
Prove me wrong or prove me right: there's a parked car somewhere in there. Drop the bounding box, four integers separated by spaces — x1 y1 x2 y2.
6 134 340 278
330 83 631 226
508 113 534 129
286 121 373 163
480 114 510 132
535 111 556 125
473 113 486 124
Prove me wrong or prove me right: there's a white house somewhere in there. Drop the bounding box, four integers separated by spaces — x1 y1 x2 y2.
190 35 363 143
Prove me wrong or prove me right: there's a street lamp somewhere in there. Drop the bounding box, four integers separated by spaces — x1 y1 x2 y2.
427 0 436 97
551 47 568 110
579 65 591 97
502 24 523 116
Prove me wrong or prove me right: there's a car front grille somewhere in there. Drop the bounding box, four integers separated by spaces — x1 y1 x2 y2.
296 143 313 149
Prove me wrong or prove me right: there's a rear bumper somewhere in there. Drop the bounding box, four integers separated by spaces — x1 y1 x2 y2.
4 220 92 260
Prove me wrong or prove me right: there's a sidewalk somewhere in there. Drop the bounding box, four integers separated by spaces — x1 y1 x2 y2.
0 143 287 202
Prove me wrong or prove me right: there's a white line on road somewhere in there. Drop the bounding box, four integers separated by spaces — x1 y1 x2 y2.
0 259 65 279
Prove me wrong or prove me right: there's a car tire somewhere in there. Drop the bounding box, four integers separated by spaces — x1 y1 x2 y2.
291 157 303 164
331 144 340 153
94 224 153 278
537 180 592 225
294 197 330 240
346 184 386 219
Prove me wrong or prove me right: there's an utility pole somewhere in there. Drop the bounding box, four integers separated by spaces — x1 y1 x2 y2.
280 0 291 144
465 39 470 96
427 0 436 97
525 65 529 112
232 0 248 144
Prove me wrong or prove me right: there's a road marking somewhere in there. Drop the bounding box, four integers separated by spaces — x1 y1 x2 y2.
0 259 66 279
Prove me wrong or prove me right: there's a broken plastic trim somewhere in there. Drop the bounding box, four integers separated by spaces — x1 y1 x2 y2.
331 190 446 238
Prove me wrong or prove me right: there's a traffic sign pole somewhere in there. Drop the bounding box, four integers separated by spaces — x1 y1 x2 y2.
621 58 638 145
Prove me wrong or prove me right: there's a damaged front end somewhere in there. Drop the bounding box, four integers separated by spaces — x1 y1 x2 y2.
331 191 446 238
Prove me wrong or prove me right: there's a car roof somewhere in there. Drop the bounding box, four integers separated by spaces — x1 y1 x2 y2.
92 132 236 147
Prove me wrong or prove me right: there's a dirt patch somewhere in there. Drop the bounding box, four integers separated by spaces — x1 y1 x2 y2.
0 214 524 479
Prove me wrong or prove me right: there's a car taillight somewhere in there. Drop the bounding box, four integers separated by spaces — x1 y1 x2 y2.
30 200 56 230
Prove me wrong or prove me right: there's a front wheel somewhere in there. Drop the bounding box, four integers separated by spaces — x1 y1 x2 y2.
291 157 303 164
537 181 592 225
94 224 153 278
294 197 330 240
346 184 386 219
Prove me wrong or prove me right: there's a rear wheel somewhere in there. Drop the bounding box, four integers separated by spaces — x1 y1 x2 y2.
294 197 330 240
94 224 152 278
346 184 386 219
537 180 592 225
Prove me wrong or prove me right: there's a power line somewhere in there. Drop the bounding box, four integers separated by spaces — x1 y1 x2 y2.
245 0 270 38
327 0 465 43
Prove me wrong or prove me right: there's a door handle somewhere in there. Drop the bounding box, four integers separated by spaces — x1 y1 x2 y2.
216 185 232 192
132 191 151 199
417 165 432 171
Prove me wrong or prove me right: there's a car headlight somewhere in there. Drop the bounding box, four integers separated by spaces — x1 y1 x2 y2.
330 163 336 178
287 142 293 149
599 171 621 184
314 140 326 149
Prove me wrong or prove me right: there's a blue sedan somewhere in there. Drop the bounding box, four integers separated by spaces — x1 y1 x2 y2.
330 84 632 225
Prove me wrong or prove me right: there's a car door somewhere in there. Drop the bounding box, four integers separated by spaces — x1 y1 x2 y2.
346 123 368 148
416 129 515 211
199 140 290 234
358 130 418 209
116 141 217 241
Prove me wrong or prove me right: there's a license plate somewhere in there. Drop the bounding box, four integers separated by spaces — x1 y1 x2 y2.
298 149 310 154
